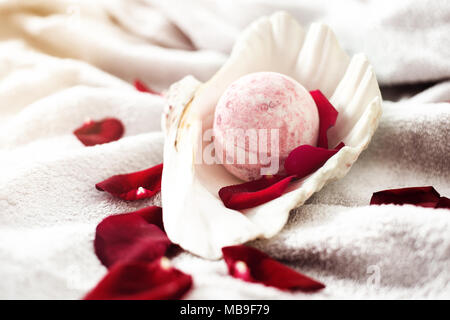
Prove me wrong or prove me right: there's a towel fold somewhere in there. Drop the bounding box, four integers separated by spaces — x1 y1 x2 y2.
0 0 449 299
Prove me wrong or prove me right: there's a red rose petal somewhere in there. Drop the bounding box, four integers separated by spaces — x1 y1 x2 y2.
222 245 325 292
370 186 450 210
94 206 171 268
134 79 161 96
133 205 164 230
370 186 441 208
84 259 192 300
74 118 124 146
436 197 450 209
284 142 345 178
218 175 295 210
218 142 344 210
96 163 163 201
310 90 339 149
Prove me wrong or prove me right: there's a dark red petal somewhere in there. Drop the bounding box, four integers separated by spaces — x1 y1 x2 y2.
96 163 163 201
310 90 339 149
284 142 345 178
74 118 124 146
84 259 192 300
219 175 295 210
94 206 171 268
134 206 164 230
436 197 450 209
222 245 325 292
370 186 441 208
134 79 161 95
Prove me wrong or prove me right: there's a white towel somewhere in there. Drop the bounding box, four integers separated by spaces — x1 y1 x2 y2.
0 0 449 299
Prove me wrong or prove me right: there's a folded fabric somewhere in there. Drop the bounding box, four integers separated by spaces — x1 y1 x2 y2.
0 0 449 299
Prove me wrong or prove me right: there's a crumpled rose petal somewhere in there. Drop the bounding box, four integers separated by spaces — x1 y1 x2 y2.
370 186 450 209
94 206 171 268
96 163 163 200
222 245 325 292
73 118 124 146
218 175 295 210
84 259 192 300
284 142 345 178
310 90 339 149
134 79 161 95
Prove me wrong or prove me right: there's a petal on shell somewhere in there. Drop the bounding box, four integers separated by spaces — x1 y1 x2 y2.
96 163 163 201
74 118 124 146
222 245 325 292
284 142 345 178
310 90 339 149
219 175 295 210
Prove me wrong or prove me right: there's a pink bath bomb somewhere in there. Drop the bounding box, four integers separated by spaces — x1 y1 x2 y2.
213 72 319 181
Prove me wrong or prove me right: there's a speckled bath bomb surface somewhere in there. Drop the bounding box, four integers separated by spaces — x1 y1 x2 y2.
213 72 319 181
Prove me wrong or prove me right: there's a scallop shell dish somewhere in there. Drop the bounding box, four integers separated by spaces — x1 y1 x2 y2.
161 12 382 259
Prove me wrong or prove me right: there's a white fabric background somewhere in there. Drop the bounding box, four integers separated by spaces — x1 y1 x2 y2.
0 0 449 299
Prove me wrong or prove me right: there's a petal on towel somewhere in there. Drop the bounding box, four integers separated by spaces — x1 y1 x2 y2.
96 163 163 200
73 118 124 146
370 186 442 208
222 245 325 292
284 142 345 178
436 197 450 209
218 175 295 210
94 206 171 268
134 205 165 230
84 258 192 300
310 90 339 149
134 79 161 95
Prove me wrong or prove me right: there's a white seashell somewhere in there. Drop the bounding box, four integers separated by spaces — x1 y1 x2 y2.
161 12 382 259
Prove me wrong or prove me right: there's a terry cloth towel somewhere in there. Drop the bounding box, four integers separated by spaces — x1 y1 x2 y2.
0 0 449 299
